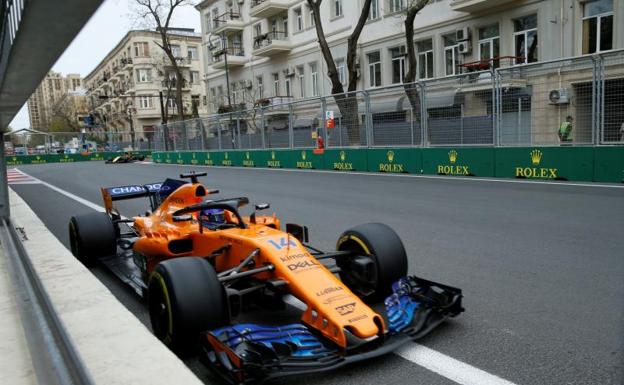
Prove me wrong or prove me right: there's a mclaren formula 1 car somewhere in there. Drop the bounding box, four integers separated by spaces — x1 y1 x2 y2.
105 152 146 164
68 172 464 384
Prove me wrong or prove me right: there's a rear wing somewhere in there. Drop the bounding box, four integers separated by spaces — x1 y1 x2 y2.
101 179 187 215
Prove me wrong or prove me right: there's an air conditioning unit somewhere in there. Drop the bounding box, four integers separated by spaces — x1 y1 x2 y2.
549 88 570 104
458 41 471 54
243 80 253 89
456 27 471 42
283 67 296 77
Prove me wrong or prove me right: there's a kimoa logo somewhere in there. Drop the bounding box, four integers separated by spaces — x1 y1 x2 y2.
334 150 353 170
437 150 469 175
516 149 558 179
297 150 312 169
379 150 405 173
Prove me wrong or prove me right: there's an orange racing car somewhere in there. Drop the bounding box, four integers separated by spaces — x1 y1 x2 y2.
68 172 463 384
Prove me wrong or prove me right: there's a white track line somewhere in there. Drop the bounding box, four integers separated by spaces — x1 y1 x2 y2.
396 345 517 385
15 167 520 385
145 161 624 189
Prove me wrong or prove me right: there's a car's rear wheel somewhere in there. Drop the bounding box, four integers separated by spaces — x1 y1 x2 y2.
148 257 229 355
68 212 116 266
336 223 408 300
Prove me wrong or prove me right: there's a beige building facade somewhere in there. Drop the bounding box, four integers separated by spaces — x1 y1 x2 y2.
27 71 85 131
84 28 209 147
194 0 623 145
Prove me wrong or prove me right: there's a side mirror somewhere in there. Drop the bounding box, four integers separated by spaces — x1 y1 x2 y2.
255 203 270 211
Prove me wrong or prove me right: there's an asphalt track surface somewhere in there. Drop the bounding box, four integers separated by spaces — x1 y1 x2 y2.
9 162 624 385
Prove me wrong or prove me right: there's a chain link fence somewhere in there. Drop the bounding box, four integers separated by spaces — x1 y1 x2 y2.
153 51 623 151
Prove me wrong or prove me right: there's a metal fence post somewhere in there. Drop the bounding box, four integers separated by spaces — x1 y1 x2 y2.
236 112 242 149
410 107 414 146
185 123 190 151
420 81 428 147
217 119 222 150
261 108 266 149
288 103 294 149
363 90 371 148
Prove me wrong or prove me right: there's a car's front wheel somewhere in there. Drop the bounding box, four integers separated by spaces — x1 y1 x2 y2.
148 257 229 355
336 223 408 301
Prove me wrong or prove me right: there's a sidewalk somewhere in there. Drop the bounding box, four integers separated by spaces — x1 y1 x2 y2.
0 230 36 385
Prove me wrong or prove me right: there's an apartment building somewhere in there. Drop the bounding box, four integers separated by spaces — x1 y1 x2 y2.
195 0 623 143
27 71 85 131
84 28 208 146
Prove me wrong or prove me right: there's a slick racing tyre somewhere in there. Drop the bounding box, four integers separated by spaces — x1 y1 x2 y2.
148 257 229 355
68 212 116 266
336 223 408 300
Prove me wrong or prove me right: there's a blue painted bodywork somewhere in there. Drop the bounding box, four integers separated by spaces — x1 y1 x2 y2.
385 278 420 333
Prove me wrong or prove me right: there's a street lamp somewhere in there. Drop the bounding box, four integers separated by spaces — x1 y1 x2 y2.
126 101 136 150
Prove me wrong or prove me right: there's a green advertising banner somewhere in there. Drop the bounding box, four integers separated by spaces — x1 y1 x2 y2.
495 147 594 182
367 148 421 174
422 148 495 177
293 149 323 170
593 147 624 183
323 149 368 171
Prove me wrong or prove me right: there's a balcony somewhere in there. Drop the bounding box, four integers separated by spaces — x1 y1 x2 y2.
451 0 515 13
252 31 291 57
249 0 290 19
213 11 245 35
212 43 246 69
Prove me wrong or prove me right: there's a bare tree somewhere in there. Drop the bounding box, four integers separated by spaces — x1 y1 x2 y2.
307 0 372 145
402 1 431 118
132 0 193 148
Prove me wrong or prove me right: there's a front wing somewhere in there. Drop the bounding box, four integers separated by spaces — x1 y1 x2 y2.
201 275 463 384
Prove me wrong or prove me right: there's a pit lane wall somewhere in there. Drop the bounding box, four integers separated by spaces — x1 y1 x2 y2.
151 147 624 183
5 151 152 165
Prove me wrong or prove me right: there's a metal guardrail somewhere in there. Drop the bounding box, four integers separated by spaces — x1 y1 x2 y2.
0 218 94 385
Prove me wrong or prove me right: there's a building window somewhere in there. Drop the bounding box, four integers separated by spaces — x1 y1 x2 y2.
307 5 315 27
283 19 289 37
256 76 264 98
136 69 151 83
478 24 500 68
333 0 343 17
582 0 613 54
210 88 217 111
187 46 198 60
389 0 405 13
191 95 200 110
133 42 149 57
212 8 219 29
273 73 280 96
310 62 319 96
190 71 200 84
167 98 177 109
390 46 406 84
138 95 152 109
285 77 292 97
513 14 538 64
297 66 305 97
205 12 212 31
444 34 461 76
416 39 434 79
335 58 346 85
295 8 303 31
369 0 379 20
171 45 182 58
254 23 262 38
367 51 381 87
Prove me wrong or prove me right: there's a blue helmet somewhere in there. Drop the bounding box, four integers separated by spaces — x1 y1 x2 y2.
200 208 225 229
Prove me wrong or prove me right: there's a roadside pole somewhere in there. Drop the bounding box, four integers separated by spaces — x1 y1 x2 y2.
0 138 10 219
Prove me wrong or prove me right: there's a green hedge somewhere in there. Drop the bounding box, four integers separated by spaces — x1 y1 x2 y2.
6 151 152 166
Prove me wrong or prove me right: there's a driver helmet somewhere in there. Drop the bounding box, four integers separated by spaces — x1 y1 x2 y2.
200 208 225 229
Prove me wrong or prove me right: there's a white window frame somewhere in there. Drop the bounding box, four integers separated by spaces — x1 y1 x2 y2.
138 95 152 109
187 46 198 60
582 0 614 54
369 0 379 20
310 63 319 96
389 0 404 13
390 46 406 84
367 51 381 88
171 44 182 58
333 0 343 18
297 67 305 98
308 5 315 28
295 8 303 31
477 25 500 68
190 71 199 84
256 76 264 98
444 35 461 76
285 77 292 97
167 98 177 109
335 59 346 85
416 40 434 79
273 73 280 96
136 69 151 83
513 15 538 65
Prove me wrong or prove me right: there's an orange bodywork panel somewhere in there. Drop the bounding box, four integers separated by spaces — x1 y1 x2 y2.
129 182 385 347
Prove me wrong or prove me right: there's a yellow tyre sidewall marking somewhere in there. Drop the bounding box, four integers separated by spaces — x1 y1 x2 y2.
149 271 174 345
337 234 371 255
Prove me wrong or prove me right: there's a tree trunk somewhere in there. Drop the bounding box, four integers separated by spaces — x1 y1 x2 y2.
308 0 371 146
